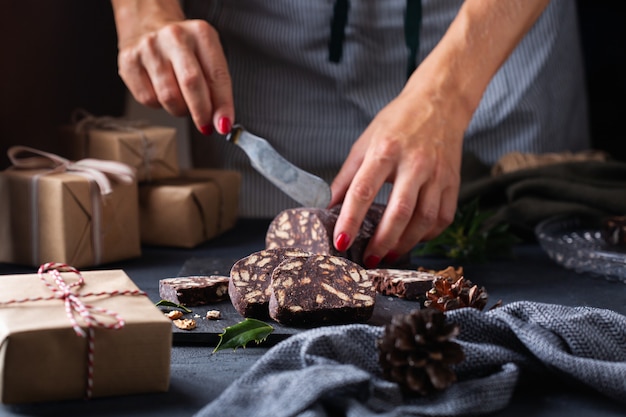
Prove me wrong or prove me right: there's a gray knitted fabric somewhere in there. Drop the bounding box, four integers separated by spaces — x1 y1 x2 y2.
194 302 626 417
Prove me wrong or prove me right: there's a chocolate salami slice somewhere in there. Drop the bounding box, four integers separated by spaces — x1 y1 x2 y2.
265 204 386 266
159 275 230 306
367 269 437 300
269 255 376 327
229 247 311 318
266 207 336 254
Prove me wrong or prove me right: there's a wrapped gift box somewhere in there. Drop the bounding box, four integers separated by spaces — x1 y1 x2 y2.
139 178 219 248
0 147 141 268
60 122 180 182
0 267 172 404
180 168 241 234
139 168 241 247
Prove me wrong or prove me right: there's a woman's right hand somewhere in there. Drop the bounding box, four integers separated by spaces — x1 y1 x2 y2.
111 0 234 135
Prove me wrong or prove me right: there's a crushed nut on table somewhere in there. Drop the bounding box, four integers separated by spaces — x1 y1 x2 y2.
173 318 197 330
165 310 184 320
206 310 221 320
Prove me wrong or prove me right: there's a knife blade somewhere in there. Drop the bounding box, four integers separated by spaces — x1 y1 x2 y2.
226 124 332 208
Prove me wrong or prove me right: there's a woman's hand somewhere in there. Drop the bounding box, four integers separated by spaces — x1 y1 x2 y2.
329 80 465 268
330 0 551 268
112 0 234 135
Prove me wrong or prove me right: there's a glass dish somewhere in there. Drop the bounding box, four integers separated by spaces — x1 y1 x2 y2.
534 215 626 283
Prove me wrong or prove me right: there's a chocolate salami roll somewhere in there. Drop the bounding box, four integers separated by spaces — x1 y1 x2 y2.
603 215 626 246
367 269 437 300
268 254 376 327
229 247 311 318
265 204 386 266
159 275 230 306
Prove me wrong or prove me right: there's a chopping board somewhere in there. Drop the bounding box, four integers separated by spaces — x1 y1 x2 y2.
156 256 426 346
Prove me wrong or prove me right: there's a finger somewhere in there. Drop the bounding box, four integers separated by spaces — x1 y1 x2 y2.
140 33 188 117
364 166 423 266
118 48 160 109
333 144 392 257
150 64 188 117
166 35 215 131
385 179 457 260
420 183 458 241
329 147 364 208
192 21 234 134
173 20 229 134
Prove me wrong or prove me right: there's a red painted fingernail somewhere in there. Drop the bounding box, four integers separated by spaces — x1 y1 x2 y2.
218 117 232 134
200 124 213 136
364 255 381 269
335 232 351 252
383 251 400 264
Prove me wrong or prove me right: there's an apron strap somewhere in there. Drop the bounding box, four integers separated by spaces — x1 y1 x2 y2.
329 0 422 80
329 0 349 63
405 0 422 78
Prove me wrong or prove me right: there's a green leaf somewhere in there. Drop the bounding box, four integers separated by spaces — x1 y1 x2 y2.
155 300 192 314
213 318 274 353
413 198 520 262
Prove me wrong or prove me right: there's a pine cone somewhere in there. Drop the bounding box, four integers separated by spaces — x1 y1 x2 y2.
424 275 501 312
377 309 464 396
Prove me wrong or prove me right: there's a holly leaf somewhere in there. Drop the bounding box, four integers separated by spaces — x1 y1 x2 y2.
155 300 192 314
213 318 274 353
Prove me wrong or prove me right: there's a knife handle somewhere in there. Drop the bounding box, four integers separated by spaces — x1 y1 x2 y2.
226 124 244 145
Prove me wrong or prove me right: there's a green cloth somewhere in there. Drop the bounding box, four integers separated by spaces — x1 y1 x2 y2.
459 160 626 239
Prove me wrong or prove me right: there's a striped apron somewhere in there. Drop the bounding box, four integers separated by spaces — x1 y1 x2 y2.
185 0 589 218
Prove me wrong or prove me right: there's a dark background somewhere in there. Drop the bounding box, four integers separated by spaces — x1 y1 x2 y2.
0 1 125 169
0 0 624 170
576 0 626 163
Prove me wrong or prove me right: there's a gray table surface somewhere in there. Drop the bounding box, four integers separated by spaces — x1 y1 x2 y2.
1 219 625 417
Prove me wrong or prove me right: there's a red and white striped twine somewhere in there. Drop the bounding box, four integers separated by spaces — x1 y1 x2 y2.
0 262 147 399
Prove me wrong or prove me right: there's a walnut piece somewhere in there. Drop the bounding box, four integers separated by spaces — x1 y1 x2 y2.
206 310 221 320
173 318 197 330
165 310 184 320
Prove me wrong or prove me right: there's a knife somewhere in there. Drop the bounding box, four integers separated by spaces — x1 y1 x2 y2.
226 124 332 208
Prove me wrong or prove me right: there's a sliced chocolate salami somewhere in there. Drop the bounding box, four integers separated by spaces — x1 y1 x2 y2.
367 269 437 300
159 275 230 306
265 207 337 254
330 203 386 264
265 204 387 266
269 254 376 327
229 247 311 319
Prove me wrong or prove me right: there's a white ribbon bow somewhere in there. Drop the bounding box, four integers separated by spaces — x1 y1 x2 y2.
7 145 135 195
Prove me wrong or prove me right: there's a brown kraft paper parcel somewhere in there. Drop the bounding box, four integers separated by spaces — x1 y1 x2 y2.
138 169 241 248
181 168 241 234
0 267 172 404
0 146 141 268
60 114 180 182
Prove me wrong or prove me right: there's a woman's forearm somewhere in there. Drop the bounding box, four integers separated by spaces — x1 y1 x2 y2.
404 0 551 126
110 0 186 48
